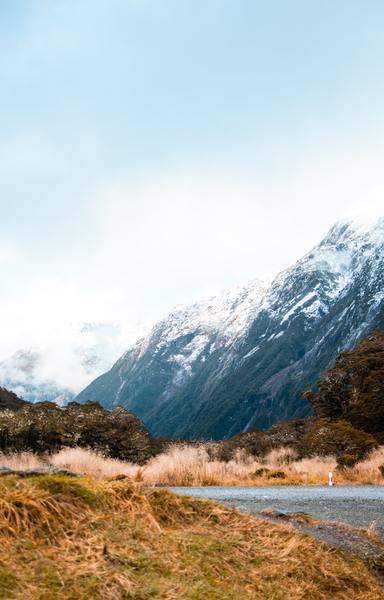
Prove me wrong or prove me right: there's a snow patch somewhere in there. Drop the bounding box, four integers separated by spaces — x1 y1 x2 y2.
243 345 260 360
281 292 318 324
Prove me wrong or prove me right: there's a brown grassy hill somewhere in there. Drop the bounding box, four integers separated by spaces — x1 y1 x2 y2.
0 473 382 599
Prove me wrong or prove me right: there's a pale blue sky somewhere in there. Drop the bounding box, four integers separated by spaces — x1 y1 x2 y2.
0 1 384 366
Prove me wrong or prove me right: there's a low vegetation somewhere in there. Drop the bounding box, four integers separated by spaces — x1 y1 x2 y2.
2 444 384 486
0 399 378 469
218 418 377 465
0 472 382 599
0 331 382 488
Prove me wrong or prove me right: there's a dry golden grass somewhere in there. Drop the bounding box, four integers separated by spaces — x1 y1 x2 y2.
0 451 43 471
134 444 383 486
1 445 384 486
340 448 384 484
50 446 140 479
144 445 257 486
0 473 382 599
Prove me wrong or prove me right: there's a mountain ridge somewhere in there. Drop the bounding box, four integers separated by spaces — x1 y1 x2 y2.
77 217 384 439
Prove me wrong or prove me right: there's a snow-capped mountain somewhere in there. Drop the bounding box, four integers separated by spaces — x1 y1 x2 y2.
76 280 266 414
77 217 384 439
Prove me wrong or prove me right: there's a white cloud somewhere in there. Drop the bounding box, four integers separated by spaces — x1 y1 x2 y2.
0 1 383 399
0 135 383 385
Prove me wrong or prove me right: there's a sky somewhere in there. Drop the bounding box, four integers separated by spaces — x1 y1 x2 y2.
1 1 384 387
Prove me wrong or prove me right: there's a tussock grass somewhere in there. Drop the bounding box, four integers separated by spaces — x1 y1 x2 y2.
0 451 43 471
1 445 384 486
341 447 384 484
141 444 383 486
50 446 140 479
0 473 382 599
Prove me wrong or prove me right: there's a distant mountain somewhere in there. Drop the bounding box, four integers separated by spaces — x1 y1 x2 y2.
0 349 74 405
0 322 143 404
77 280 266 428
77 217 384 440
0 387 27 411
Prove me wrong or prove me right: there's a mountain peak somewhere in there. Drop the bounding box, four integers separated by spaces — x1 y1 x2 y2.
148 277 267 345
330 214 384 241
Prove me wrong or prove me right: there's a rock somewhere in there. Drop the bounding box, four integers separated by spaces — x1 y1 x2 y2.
0 466 14 474
0 466 80 477
259 508 290 520
258 508 318 524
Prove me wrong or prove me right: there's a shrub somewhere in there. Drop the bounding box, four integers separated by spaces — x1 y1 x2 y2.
0 388 26 411
0 401 156 464
336 453 359 469
253 467 270 477
303 419 377 460
217 418 377 463
267 470 286 479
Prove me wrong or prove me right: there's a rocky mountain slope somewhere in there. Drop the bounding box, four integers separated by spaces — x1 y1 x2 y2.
77 217 384 439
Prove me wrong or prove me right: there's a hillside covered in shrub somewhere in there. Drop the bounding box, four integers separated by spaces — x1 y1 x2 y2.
219 332 384 463
0 400 159 464
303 331 384 440
218 418 377 465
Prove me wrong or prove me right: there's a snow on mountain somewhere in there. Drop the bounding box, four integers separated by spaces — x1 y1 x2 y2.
77 216 383 439
142 279 265 345
80 278 267 412
140 278 266 369
264 217 384 323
